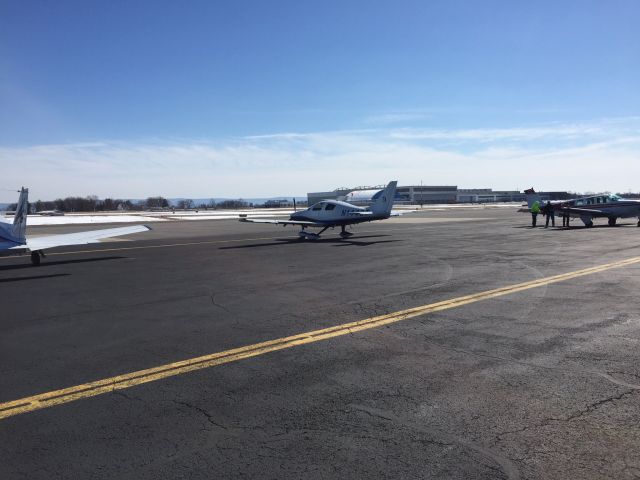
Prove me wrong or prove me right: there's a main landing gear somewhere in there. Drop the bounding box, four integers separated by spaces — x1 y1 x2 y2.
30 250 45 266
608 217 617 227
339 225 353 239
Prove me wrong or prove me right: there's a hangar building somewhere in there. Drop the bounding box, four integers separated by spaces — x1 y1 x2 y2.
308 185 570 205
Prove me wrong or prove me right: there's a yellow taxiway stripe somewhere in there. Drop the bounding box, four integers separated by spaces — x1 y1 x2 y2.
2 255 639 420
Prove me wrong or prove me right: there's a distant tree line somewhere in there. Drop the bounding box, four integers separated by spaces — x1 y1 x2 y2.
174 199 251 209
7 195 252 212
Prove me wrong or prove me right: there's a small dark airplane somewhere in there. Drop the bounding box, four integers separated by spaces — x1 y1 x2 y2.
525 188 640 227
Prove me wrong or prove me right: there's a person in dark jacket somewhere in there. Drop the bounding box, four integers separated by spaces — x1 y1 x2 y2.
543 201 555 228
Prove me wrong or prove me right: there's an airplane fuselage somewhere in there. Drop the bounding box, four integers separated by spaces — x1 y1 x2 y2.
289 200 387 226
558 198 640 218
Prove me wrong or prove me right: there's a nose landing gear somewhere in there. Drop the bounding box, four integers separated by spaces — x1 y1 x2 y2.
298 226 329 240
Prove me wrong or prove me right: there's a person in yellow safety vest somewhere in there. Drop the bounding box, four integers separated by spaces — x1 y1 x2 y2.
531 200 541 227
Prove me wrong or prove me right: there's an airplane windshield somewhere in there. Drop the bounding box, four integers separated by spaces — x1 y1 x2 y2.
311 203 323 211
608 194 621 202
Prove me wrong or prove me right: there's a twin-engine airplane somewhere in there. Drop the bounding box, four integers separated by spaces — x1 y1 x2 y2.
525 188 640 227
240 181 400 239
0 187 150 265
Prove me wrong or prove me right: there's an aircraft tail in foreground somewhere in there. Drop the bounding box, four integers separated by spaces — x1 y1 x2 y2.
0 187 28 244
1 186 151 265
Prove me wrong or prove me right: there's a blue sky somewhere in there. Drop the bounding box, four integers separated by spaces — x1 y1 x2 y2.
1 0 639 200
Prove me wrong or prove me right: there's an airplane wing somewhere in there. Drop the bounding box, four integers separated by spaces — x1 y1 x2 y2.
13 225 151 251
559 207 608 218
239 217 319 226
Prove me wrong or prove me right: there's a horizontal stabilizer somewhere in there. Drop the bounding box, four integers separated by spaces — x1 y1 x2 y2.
352 211 374 216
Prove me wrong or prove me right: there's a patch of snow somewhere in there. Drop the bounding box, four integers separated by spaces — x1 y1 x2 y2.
27 215 168 225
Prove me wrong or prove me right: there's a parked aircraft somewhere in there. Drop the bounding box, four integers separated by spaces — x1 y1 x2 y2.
525 188 640 227
37 209 65 216
0 187 150 265
239 181 400 239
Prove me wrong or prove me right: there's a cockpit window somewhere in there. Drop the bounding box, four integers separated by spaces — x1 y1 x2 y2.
608 194 621 202
325 203 336 211
312 203 323 211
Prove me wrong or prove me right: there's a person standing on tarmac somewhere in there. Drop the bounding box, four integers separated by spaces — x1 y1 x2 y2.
543 201 555 228
531 200 541 227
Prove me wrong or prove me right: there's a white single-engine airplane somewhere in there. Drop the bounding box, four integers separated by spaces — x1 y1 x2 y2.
239 181 400 239
0 187 151 265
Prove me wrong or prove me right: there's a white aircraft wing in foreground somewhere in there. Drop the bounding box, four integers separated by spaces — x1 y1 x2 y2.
22 225 151 251
1 188 151 265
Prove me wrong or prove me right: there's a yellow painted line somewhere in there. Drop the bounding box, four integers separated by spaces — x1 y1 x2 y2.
1 256 639 420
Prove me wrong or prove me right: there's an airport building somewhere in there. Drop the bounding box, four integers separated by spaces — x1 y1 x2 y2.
308 185 458 205
456 189 526 203
307 185 570 205
397 186 458 204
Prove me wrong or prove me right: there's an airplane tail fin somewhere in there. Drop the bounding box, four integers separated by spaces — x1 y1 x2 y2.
370 181 398 217
524 187 540 208
0 187 28 244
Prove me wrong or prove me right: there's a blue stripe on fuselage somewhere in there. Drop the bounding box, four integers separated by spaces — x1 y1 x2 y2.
289 214 385 226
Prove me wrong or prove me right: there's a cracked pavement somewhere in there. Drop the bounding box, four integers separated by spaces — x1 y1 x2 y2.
1 208 640 479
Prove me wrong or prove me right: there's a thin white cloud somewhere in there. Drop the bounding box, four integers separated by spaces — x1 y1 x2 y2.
1 118 639 201
390 124 606 142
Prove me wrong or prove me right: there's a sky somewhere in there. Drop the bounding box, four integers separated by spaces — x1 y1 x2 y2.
1 0 639 201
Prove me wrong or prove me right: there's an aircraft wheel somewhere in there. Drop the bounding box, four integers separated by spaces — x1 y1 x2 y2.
587 221 594 228
608 218 617 227
30 251 41 266
637 220 640 227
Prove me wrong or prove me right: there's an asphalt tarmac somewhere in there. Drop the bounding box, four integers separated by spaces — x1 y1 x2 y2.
1 207 639 479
